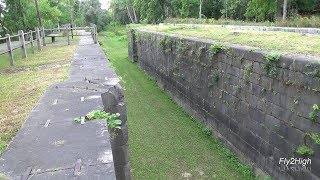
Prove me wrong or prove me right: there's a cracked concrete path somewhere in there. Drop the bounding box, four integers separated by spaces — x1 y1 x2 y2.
0 34 118 179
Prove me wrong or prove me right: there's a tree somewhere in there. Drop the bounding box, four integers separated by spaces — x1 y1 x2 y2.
180 0 199 18
276 0 282 20
221 0 249 20
111 0 137 24
282 0 287 21
134 0 164 23
199 0 203 18
34 0 43 27
245 0 277 22
202 0 223 19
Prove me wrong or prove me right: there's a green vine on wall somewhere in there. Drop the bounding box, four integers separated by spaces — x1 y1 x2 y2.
208 70 220 88
177 39 189 59
305 63 320 82
159 35 173 53
197 46 206 63
296 104 320 156
207 44 229 59
244 63 253 84
309 104 319 122
262 53 281 78
296 145 314 156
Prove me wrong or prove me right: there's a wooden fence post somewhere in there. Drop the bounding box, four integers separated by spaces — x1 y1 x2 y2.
67 25 70 45
91 26 94 39
35 27 41 51
71 24 74 39
29 30 35 54
94 25 98 44
42 27 46 46
18 30 27 59
6 34 14 66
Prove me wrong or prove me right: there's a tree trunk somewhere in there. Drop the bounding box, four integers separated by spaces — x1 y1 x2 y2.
126 6 134 23
34 0 43 28
199 0 203 19
277 0 283 20
133 7 138 23
282 0 288 21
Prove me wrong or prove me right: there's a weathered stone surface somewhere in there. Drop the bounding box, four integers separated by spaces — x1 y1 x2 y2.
0 35 130 180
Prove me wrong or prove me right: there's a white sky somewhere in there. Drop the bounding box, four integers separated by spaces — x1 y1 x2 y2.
100 0 111 10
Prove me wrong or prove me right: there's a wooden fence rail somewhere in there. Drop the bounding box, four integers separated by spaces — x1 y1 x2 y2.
0 24 97 66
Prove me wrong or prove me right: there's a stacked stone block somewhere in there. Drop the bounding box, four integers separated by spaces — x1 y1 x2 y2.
102 83 131 180
129 29 320 180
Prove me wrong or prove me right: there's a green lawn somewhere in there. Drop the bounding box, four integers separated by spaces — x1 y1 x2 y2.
100 29 256 179
137 25 320 56
0 37 79 69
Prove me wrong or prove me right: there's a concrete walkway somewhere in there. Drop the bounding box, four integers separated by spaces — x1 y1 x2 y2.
0 35 118 179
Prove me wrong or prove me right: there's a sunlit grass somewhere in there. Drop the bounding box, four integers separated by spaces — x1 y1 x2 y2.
0 37 79 69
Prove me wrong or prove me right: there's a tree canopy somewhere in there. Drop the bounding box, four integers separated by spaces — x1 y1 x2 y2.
0 0 110 35
110 0 320 24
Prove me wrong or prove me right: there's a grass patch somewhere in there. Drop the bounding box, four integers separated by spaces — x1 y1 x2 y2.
0 44 77 153
100 27 255 179
0 37 79 69
137 25 320 56
164 16 320 28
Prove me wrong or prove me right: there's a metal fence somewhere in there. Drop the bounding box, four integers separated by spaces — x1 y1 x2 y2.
0 24 97 66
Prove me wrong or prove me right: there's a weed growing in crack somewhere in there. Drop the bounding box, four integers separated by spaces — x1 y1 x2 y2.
207 44 229 59
244 63 253 83
159 35 173 53
74 110 122 129
262 53 281 78
309 104 319 122
296 145 314 156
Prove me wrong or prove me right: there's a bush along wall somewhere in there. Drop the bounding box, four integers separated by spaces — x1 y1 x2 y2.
129 29 320 180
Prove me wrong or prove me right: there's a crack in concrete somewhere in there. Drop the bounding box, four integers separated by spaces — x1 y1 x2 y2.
54 85 101 92
27 162 114 176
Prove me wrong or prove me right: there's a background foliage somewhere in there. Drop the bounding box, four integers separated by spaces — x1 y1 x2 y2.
0 0 319 36
110 0 320 25
0 0 110 35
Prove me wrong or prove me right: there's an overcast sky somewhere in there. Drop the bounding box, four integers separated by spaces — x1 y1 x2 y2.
100 0 110 9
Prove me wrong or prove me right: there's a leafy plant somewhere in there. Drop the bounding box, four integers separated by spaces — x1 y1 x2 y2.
74 117 82 123
244 63 253 83
159 35 173 52
262 53 281 78
308 112 318 122
309 104 319 122
296 145 314 156
177 40 189 58
107 113 122 129
308 133 320 144
207 44 229 59
208 70 220 87
86 110 110 120
197 46 206 62
202 127 212 136
74 110 122 129
313 104 319 111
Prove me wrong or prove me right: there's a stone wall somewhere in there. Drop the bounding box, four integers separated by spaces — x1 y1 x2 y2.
101 82 131 180
128 29 320 180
